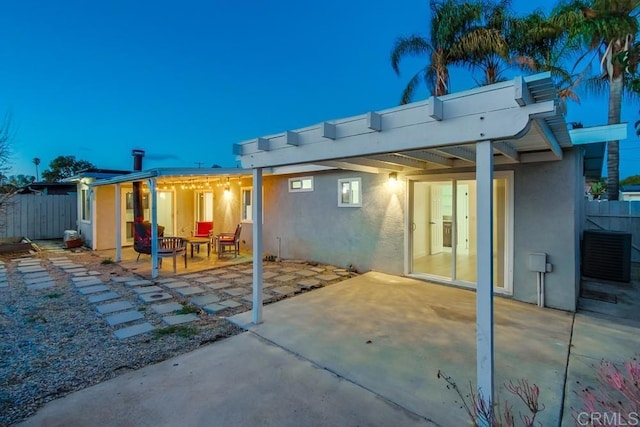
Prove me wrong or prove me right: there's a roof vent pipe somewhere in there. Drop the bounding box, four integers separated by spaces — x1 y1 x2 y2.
131 149 145 224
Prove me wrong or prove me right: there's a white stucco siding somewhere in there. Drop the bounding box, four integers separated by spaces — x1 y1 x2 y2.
241 171 406 274
511 149 581 311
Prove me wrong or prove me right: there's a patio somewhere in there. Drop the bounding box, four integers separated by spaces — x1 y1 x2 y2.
96 245 253 278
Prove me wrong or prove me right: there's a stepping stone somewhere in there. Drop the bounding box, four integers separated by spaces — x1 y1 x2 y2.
48 257 69 261
239 268 254 275
315 274 340 281
87 271 102 276
280 267 300 273
151 302 183 314
219 273 242 280
78 285 110 295
175 286 206 297
132 285 164 294
203 303 226 314
72 275 99 282
296 270 318 277
183 273 204 279
193 276 218 284
112 276 138 283
96 301 134 314
273 274 296 282
189 294 221 306
88 292 120 303
23 271 49 280
114 322 155 340
219 299 243 308
156 277 178 284
162 281 190 289
124 279 153 287
222 287 248 297
262 282 277 288
272 286 297 296
162 314 198 325
74 279 104 288
105 310 144 326
335 271 351 277
59 264 83 270
234 277 253 285
65 268 87 274
73 272 88 277
139 292 173 303
297 279 321 290
206 282 233 290
25 276 54 285
309 267 325 273
0 281 8 288
18 267 45 273
241 293 271 304
27 282 55 291
209 269 229 276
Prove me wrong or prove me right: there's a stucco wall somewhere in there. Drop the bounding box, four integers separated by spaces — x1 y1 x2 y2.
511 149 581 311
242 170 406 274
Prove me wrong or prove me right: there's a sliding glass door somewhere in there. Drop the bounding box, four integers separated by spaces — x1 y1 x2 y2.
410 172 512 293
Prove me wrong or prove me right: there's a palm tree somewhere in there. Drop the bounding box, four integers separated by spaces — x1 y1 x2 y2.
391 0 506 103
553 0 640 200
32 157 40 181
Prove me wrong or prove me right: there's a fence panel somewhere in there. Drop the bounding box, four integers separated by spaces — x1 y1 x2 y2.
585 200 640 262
0 194 77 239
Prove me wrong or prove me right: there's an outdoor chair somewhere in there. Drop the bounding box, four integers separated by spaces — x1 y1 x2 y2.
217 223 242 258
157 237 188 273
133 221 165 261
192 221 214 239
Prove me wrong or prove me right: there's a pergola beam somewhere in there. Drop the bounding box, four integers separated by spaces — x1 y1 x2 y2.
401 150 454 167
531 119 563 159
493 142 519 162
370 153 429 170
431 147 476 163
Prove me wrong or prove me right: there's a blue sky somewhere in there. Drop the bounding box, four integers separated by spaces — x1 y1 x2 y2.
1 0 638 180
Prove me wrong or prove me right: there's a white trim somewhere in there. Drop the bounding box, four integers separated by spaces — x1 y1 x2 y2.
406 170 513 294
288 176 314 192
337 177 362 207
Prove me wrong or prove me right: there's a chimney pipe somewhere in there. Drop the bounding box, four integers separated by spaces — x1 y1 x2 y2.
131 149 145 224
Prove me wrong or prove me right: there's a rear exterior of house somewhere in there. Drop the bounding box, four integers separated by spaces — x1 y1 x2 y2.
238 151 583 311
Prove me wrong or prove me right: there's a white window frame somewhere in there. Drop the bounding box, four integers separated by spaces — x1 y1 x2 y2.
288 176 314 192
338 177 362 207
80 187 91 222
241 186 253 222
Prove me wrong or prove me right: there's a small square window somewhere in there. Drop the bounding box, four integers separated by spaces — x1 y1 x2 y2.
288 176 313 192
81 188 91 221
241 187 252 222
338 178 362 207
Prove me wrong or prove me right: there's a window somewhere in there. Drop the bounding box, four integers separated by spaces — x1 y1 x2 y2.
288 176 314 192
195 191 214 221
81 188 91 221
241 187 252 222
338 178 362 207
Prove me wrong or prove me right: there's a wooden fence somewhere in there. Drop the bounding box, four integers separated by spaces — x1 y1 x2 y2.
0 194 77 240
585 200 640 262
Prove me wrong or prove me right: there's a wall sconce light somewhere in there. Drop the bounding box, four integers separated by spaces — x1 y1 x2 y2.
388 172 398 184
224 177 231 195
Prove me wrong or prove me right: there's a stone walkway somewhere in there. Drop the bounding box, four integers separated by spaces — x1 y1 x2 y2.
5 250 352 340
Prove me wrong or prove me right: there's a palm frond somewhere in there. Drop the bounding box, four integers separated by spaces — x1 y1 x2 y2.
390 35 432 75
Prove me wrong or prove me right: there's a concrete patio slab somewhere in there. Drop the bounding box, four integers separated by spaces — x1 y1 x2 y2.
113 322 155 340
162 314 198 325
230 272 574 426
87 292 120 304
151 302 183 314
18 333 430 427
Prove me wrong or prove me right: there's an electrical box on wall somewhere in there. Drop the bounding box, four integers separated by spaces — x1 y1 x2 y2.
528 253 547 273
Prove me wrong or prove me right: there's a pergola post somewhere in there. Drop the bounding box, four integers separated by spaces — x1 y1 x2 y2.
148 178 159 279
252 167 264 324
476 140 494 422
115 183 122 262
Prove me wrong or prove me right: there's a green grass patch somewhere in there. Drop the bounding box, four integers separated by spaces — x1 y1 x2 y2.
154 325 199 339
137 306 147 311
174 304 200 315
45 292 63 299
101 258 114 265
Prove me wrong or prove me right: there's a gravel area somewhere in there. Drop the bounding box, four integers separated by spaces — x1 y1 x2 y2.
0 245 350 426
